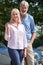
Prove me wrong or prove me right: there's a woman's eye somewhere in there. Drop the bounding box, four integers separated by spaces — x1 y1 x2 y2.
16 14 18 15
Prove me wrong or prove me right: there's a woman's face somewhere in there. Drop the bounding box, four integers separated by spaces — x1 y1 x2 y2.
12 11 20 22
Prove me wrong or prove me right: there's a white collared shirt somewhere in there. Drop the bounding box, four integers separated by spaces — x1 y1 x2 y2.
4 23 27 49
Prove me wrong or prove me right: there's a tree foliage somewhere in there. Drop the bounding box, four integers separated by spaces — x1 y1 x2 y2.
0 0 43 46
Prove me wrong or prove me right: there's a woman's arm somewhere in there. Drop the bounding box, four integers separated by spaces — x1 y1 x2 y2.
4 23 11 41
23 25 27 57
24 47 27 58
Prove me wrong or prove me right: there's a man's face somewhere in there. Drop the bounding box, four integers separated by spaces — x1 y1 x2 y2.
20 4 28 16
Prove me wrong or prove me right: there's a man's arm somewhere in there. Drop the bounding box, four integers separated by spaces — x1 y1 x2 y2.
30 16 36 44
30 32 36 44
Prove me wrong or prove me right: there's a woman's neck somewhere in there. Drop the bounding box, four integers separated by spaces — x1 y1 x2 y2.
12 20 19 27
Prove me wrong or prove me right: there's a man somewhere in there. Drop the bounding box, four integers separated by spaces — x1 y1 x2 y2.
20 1 36 65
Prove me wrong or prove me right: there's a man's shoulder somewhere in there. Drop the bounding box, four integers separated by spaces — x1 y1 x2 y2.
27 13 33 19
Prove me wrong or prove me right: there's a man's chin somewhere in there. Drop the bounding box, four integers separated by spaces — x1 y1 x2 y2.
21 12 26 16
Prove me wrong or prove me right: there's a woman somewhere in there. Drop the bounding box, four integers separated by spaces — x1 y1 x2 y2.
4 8 27 65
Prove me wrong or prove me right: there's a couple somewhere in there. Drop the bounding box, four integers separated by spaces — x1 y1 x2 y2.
5 1 36 65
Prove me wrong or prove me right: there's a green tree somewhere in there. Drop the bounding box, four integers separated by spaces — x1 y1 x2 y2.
0 0 43 47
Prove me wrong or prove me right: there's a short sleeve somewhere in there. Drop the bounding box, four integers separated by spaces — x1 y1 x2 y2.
30 17 36 33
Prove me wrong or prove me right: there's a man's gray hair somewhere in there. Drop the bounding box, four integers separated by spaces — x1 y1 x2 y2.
20 1 29 7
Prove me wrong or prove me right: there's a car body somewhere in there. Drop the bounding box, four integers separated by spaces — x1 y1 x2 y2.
0 42 43 65
0 42 11 65
34 47 43 65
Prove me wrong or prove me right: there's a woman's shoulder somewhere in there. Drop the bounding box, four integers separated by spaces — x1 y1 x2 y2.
19 23 25 30
20 23 24 26
5 22 11 28
19 23 25 27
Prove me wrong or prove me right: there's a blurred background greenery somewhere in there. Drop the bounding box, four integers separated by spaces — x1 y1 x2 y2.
0 0 43 48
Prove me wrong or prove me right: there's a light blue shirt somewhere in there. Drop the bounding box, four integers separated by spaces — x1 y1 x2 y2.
22 13 36 43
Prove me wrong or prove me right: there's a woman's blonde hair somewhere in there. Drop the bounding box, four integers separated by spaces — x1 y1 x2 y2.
10 8 21 24
11 8 19 16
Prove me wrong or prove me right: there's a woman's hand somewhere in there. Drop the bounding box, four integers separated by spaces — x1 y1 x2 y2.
24 48 27 58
